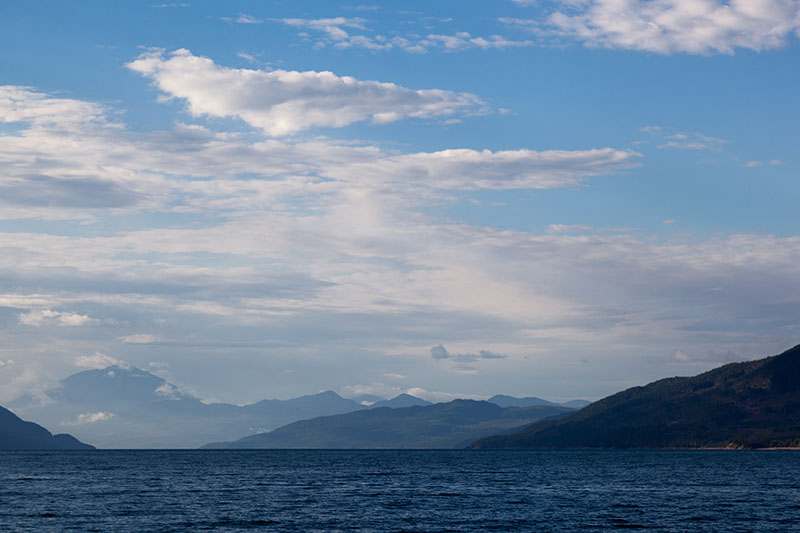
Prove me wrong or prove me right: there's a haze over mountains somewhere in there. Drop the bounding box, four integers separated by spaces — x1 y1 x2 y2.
204 401 575 449
473 345 800 449
5 346 800 450
8 365 584 449
9 366 366 448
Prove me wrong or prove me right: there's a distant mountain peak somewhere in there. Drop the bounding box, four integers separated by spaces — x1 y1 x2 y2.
370 393 432 409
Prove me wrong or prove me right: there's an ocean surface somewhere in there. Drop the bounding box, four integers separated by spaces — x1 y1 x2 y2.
1 450 799 531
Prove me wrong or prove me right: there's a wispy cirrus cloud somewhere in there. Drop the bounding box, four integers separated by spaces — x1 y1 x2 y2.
641 125 728 151
273 17 533 53
220 13 263 24
279 17 369 40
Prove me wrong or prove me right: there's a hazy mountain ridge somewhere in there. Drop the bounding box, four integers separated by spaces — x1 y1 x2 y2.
472 345 800 449
9 364 589 449
0 405 93 450
10 366 367 449
203 400 576 449
487 394 590 409
368 393 432 409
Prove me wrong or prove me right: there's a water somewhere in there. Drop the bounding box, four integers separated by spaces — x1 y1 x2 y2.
1 450 799 531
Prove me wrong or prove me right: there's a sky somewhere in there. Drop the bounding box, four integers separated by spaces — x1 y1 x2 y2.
1 0 799 405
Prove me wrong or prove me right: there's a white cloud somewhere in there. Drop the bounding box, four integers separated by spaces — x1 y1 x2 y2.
642 126 728 151
671 349 692 362
279 17 368 40
229 13 262 24
418 32 533 51
275 18 532 53
18 309 98 327
3 81 799 405
329 147 640 189
61 412 115 425
0 85 109 128
746 159 782 167
237 52 258 63
155 382 180 398
118 334 159 344
126 49 485 135
74 352 123 369
506 0 800 55
547 224 594 233
339 382 475 403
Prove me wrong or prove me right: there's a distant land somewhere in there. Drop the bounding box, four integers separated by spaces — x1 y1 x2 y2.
369 393 432 409
8 365 585 449
9 366 368 448
203 400 576 449
488 395 591 409
0 405 93 450
472 345 800 450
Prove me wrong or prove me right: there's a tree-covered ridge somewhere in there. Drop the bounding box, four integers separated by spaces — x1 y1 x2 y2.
473 345 800 449
0 406 93 450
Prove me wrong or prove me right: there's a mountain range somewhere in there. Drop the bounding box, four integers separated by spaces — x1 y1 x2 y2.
204 400 575 449
9 366 367 448
9 365 583 448
0 405 93 450
473 344 800 449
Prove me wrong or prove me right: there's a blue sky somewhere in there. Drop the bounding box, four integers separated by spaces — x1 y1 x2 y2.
1 0 799 405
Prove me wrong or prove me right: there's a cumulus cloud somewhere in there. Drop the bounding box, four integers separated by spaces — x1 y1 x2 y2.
126 49 485 135
18 309 98 327
61 412 115 425
505 0 800 55
74 352 123 369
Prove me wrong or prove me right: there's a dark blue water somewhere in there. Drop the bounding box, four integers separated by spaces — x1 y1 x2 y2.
1 450 799 531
